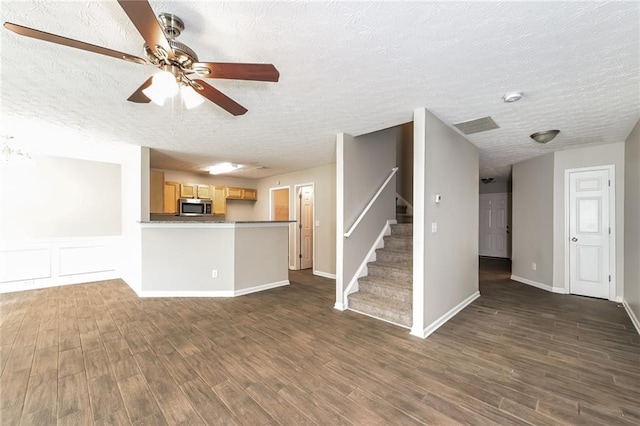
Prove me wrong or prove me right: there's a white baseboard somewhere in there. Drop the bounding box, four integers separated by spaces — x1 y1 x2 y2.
137 280 289 298
0 271 120 294
623 300 640 335
343 220 394 299
411 291 480 339
234 280 289 296
137 290 235 298
510 275 567 294
334 302 347 311
313 270 336 280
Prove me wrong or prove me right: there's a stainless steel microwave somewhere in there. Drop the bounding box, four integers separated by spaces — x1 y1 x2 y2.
179 198 212 216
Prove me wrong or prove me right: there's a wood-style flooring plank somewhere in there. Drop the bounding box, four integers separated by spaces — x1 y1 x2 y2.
0 261 637 426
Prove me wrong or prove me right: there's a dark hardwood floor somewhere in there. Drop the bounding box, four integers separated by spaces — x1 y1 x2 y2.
1 259 639 425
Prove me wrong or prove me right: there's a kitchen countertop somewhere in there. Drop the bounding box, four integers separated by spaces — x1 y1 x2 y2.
141 220 294 223
139 220 294 228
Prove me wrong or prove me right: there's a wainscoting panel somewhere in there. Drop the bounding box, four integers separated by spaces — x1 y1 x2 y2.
0 248 51 282
0 237 121 293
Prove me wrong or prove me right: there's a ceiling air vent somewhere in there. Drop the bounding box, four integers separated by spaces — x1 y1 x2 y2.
453 116 499 135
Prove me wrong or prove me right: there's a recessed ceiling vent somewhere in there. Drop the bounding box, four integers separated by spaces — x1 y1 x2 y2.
453 116 499 135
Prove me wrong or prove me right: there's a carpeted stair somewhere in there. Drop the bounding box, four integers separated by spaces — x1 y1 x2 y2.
395 204 413 224
348 223 413 327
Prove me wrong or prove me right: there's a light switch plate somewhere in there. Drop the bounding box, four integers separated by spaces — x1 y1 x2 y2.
431 222 437 233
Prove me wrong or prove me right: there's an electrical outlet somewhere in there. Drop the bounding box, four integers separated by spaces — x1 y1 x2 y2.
532 263 537 271
211 269 218 278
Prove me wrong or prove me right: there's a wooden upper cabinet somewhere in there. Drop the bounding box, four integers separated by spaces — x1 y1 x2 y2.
150 170 164 214
164 182 180 213
196 184 212 200
243 188 257 201
180 183 196 199
213 186 226 215
225 187 244 199
226 187 257 201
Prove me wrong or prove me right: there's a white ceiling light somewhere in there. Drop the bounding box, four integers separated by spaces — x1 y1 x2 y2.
502 92 522 103
181 85 205 110
142 71 179 106
208 162 243 175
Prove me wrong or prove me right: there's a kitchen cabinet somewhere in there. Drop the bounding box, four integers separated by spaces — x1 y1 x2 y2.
180 183 212 199
180 183 196 199
213 186 226 215
164 182 180 213
196 184 212 200
150 170 164 214
243 188 258 201
225 187 257 201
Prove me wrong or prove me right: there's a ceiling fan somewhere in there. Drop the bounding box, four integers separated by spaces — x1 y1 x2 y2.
3 0 279 115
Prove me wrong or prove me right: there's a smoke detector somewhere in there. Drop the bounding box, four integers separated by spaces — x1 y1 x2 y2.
502 92 522 103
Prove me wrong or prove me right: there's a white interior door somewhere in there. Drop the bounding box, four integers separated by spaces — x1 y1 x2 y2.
299 186 314 269
479 193 510 258
569 169 610 299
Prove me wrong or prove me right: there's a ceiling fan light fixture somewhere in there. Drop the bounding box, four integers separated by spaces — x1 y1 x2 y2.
142 83 166 106
181 85 204 110
530 129 560 144
208 162 243 175
142 70 179 105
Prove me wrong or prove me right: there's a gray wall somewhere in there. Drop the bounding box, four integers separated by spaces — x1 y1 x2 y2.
253 163 336 276
396 122 414 205
1 155 122 239
552 142 625 295
511 153 555 286
624 120 640 326
421 110 479 328
342 128 397 292
479 178 511 194
141 227 235 292
234 226 289 290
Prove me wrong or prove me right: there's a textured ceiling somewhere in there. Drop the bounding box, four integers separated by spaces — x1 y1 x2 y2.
1 1 639 179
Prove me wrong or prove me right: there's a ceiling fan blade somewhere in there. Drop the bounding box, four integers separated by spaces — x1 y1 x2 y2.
192 62 280 82
127 77 153 103
3 22 147 64
192 80 248 116
117 1 174 61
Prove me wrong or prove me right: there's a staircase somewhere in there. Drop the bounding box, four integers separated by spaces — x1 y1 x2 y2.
395 203 413 224
348 222 413 327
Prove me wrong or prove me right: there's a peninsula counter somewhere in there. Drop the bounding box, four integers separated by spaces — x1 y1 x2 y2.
138 221 291 297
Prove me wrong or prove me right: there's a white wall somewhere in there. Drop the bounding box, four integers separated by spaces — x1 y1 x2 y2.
414 109 479 337
624 120 640 332
336 129 397 308
1 155 121 239
511 153 555 287
552 142 625 297
253 163 336 277
0 122 145 293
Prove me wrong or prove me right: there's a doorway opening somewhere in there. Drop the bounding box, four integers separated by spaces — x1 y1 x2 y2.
294 183 314 270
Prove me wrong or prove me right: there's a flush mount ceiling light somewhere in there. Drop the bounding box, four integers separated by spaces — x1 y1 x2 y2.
530 129 560 144
502 92 522 103
481 178 494 184
208 162 243 175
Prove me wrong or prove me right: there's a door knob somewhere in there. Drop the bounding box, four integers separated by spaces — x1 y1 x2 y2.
571 237 578 242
